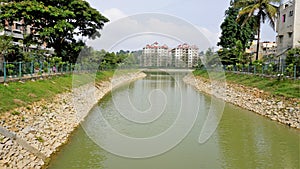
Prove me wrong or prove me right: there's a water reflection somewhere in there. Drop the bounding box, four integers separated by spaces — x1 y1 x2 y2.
48 72 299 169
217 104 299 169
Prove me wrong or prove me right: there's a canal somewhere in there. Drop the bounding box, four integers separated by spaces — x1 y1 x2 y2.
48 72 299 169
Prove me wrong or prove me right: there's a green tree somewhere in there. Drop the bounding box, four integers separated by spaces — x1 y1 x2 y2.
218 2 255 50
286 47 300 66
0 0 109 63
204 48 219 68
0 35 14 62
218 40 250 65
218 1 256 65
234 0 280 60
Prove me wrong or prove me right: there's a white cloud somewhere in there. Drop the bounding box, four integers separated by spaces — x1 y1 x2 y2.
88 13 214 52
103 8 128 22
197 26 220 49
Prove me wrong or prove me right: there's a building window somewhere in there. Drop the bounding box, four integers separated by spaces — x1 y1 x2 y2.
282 14 286 22
288 32 293 38
279 35 283 43
289 10 294 17
284 4 289 9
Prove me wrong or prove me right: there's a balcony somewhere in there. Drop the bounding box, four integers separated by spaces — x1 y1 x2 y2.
3 30 24 39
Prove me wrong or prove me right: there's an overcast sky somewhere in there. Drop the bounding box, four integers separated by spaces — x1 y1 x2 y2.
86 0 277 52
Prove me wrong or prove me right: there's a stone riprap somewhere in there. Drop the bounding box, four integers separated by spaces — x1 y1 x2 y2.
183 75 300 129
0 72 146 169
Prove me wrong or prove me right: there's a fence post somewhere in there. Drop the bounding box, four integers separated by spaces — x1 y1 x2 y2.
55 63 58 74
19 62 22 78
294 65 297 80
248 64 251 73
4 62 6 82
67 64 69 73
40 62 43 74
254 65 256 75
40 62 43 77
48 62 50 75
30 61 33 77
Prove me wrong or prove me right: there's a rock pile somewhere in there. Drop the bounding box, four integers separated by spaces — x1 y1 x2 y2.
0 72 146 169
183 75 300 129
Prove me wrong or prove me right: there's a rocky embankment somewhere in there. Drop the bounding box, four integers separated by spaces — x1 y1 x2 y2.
183 75 300 129
0 72 146 169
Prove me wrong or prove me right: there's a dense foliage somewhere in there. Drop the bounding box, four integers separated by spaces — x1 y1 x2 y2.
218 5 255 50
0 0 109 63
234 0 280 60
0 35 14 61
218 1 256 65
286 46 300 66
77 47 140 71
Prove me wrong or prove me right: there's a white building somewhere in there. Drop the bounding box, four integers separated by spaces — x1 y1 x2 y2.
171 43 199 68
276 0 300 59
141 42 171 67
141 42 200 68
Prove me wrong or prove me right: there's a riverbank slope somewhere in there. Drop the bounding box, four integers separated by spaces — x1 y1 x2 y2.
183 74 300 129
0 71 146 169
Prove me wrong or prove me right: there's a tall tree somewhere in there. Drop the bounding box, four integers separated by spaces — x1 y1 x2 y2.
218 4 255 50
234 0 280 60
0 0 109 63
218 1 256 65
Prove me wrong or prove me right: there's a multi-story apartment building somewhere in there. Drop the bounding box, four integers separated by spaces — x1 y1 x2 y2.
276 0 300 59
141 42 199 68
171 43 199 68
248 41 277 60
141 42 171 67
0 20 24 63
0 18 54 63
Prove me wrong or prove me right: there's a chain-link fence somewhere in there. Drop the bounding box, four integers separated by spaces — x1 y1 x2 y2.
222 64 299 80
0 62 74 83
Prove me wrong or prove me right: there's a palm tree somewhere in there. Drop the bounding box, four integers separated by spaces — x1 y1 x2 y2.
234 0 280 60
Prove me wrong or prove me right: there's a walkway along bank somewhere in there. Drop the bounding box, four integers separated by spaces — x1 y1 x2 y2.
0 71 147 169
183 75 300 129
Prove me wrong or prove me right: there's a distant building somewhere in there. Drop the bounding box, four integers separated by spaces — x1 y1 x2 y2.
0 18 54 63
276 0 300 59
171 43 199 68
141 42 171 67
247 41 277 60
141 42 199 68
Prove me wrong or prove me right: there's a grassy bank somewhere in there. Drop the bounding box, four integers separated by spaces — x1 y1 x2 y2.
0 71 115 113
193 70 300 98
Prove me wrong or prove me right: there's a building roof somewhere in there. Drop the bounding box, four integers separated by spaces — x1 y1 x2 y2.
144 42 169 49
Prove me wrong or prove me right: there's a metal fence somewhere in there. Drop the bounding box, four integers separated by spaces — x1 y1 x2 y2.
222 64 299 80
0 62 73 83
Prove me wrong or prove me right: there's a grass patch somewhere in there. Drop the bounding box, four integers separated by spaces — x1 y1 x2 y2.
0 71 115 114
35 136 44 143
193 69 300 98
11 111 20 116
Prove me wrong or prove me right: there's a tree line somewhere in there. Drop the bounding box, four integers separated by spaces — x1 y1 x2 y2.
218 0 299 67
0 0 109 64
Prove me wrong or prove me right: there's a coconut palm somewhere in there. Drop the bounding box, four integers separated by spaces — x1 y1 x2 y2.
234 0 280 60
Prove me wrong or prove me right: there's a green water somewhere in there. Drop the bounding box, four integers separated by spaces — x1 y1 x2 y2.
48 72 299 169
